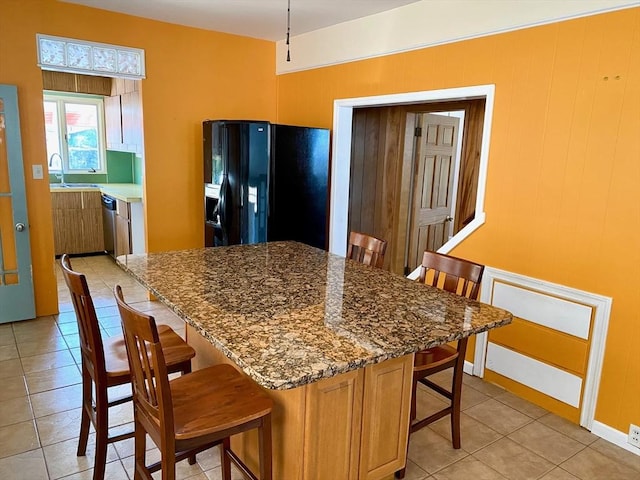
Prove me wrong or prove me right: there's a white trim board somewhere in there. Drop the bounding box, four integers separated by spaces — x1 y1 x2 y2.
476 267 612 430
329 84 494 258
486 342 582 407
591 421 640 457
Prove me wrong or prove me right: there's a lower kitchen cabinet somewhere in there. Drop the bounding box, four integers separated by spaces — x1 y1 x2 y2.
51 191 105 255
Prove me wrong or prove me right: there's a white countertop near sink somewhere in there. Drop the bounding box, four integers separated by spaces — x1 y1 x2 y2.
49 183 143 202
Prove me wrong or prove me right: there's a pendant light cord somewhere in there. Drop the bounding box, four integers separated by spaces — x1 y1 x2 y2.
286 0 291 62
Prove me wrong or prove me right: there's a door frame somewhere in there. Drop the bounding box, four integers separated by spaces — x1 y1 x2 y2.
329 85 495 273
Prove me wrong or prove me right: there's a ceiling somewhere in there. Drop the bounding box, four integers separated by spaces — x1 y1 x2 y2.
61 0 422 41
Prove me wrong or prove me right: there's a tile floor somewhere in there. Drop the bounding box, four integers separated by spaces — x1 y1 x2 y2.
1 254 639 479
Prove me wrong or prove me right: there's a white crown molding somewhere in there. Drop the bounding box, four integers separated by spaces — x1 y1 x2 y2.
276 0 640 74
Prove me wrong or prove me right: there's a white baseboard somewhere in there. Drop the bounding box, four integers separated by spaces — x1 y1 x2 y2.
464 360 473 375
589 421 640 456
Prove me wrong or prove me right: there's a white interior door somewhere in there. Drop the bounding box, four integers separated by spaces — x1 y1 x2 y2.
406 113 460 270
0 84 35 323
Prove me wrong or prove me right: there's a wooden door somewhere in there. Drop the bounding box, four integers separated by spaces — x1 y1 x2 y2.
0 85 35 322
406 114 460 271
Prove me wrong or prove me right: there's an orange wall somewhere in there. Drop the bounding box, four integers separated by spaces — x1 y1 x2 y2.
274 9 640 433
0 0 276 315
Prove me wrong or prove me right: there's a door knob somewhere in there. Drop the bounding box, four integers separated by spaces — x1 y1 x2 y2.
15 223 25 232
445 216 453 222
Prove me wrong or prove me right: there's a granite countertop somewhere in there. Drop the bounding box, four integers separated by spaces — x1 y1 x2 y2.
49 183 142 202
117 242 512 390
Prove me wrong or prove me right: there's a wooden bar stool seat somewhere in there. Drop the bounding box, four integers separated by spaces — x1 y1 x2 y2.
115 285 273 480
60 254 195 480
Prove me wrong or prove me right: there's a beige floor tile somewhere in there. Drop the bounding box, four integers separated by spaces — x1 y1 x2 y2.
0 343 19 361
397 459 430 480
0 448 49 480
0 395 34 427
55 311 77 325
35 408 83 446
193 447 222 472
204 466 248 480
43 434 119 479
57 322 79 336
560 446 639 480
95 305 120 319
63 334 81 349
407 426 469 474
30 383 82 418
462 375 506 397
588 438 640 473
494 391 548 419
54 459 129 480
538 413 599 446
465 398 534 435
508 421 586 465
538 467 581 479
415 385 449 420
0 375 28 402
0 420 40 459
122 447 205 479
13 318 60 344
473 437 555 480
26 364 82 394
16 336 68 357
432 456 506 479
460 385 492 410
97 315 124 330
21 350 76 374
0 358 24 379
0 329 16 347
429 412 502 453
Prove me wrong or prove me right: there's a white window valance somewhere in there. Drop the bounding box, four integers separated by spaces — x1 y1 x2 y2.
36 34 146 80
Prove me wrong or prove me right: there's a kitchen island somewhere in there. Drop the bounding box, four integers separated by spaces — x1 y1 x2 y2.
117 242 512 479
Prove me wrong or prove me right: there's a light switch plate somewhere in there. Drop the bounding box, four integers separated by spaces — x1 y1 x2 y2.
32 164 44 180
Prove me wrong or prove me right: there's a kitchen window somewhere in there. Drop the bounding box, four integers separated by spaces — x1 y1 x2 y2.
44 92 106 173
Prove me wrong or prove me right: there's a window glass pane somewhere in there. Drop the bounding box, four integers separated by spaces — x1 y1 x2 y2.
43 101 62 170
65 102 99 170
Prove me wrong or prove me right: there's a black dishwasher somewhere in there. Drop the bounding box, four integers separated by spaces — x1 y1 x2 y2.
101 194 116 258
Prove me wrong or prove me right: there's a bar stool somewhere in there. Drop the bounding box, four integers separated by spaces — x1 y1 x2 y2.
114 285 274 480
397 251 484 479
60 255 195 480
347 231 388 268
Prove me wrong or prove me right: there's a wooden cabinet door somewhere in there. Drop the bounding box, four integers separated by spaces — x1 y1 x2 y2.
121 90 142 153
359 354 413 480
81 192 104 253
304 370 365 480
104 95 123 149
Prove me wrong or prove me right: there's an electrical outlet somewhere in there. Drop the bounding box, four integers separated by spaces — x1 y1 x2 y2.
629 423 640 448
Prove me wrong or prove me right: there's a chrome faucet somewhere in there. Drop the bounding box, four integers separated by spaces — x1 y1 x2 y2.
48 153 65 185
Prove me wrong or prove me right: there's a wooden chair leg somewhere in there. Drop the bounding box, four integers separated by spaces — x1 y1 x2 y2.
134 419 147 480
77 369 91 456
162 452 176 480
220 437 232 480
93 405 109 480
259 414 273 480
180 362 197 466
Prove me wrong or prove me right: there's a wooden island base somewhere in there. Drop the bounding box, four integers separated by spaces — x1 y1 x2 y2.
186 324 413 480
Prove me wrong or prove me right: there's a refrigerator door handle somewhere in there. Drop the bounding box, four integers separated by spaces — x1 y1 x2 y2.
219 175 230 244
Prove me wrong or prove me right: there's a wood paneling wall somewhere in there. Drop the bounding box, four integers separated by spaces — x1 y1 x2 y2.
42 71 112 96
349 99 485 274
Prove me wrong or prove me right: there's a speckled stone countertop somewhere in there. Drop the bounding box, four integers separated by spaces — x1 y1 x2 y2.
117 242 512 390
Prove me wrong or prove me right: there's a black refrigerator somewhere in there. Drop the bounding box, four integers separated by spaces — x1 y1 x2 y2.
204 120 330 249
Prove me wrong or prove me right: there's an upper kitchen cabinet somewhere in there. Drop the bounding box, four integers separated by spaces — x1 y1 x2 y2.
105 78 143 154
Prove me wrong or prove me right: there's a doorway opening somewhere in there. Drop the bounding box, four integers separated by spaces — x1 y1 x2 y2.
329 85 495 276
